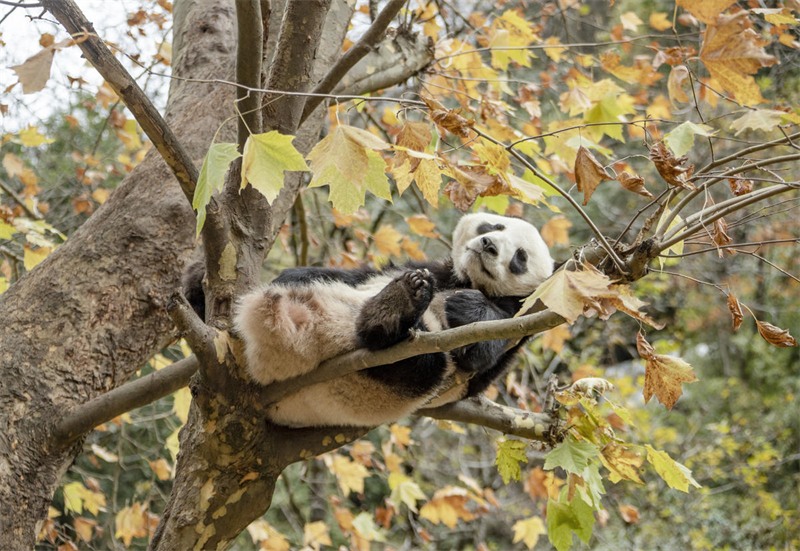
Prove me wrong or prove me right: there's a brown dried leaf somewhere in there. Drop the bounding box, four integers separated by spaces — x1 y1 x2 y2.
756 320 798 347
728 177 753 196
649 141 695 190
599 442 644 484
638 332 698 409
11 48 55 94
617 171 653 198
619 504 641 524
443 164 500 211
574 146 611 205
726 293 743 332
423 97 474 138
712 218 731 256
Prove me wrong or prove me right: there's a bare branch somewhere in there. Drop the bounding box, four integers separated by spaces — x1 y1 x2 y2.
301 0 409 122
235 0 264 146
40 0 198 204
168 293 218 362
50 356 199 449
333 31 433 96
660 184 799 251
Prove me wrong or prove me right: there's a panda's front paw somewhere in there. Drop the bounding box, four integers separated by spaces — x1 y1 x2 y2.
401 268 434 306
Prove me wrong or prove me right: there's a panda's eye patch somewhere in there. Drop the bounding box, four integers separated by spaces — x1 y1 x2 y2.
509 248 528 275
476 223 505 235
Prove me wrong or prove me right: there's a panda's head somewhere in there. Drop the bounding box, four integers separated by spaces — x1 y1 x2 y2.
451 213 554 297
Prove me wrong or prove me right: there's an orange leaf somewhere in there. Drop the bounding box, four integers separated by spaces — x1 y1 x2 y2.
539 215 572 247
574 146 610 205
756 320 798 347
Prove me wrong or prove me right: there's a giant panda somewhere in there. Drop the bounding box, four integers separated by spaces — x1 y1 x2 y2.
228 212 554 428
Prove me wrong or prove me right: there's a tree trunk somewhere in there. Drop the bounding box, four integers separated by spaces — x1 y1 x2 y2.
0 0 236 547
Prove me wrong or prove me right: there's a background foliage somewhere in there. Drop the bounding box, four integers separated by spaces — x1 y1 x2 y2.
1 0 798 548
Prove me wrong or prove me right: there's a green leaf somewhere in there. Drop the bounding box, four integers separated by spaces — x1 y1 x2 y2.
193 142 240 236
645 444 701 493
546 492 596 551
583 93 635 142
663 122 716 157
307 125 391 214
544 438 599 475
241 131 308 203
577 463 606 508
388 472 427 513
496 438 528 484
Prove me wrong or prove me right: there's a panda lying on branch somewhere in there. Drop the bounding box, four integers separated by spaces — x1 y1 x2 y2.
189 213 554 428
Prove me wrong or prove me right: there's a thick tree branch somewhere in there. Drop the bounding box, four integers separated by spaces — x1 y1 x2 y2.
301 0 408 122
419 396 559 441
263 0 333 133
50 357 199 449
235 0 264 146
41 0 199 203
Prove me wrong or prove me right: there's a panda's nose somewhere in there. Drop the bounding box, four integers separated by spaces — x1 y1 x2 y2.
480 236 498 256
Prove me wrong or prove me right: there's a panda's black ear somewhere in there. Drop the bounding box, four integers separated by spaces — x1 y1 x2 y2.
476 222 505 235
182 261 206 320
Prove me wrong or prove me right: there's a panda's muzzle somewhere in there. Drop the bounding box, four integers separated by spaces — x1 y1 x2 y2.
480 236 498 256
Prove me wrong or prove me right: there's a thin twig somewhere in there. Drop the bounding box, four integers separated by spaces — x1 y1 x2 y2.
301 0 409 123
40 0 198 203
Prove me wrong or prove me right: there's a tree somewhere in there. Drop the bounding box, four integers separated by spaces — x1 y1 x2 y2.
0 0 797 549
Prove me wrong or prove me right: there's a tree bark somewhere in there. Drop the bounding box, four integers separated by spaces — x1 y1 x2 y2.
0 0 236 547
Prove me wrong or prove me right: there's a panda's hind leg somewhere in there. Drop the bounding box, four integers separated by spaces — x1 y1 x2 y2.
356 269 434 350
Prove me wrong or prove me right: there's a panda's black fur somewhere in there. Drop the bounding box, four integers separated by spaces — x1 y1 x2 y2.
192 213 554 428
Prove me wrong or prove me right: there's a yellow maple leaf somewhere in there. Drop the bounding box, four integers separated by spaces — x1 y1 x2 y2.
677 0 736 24
540 215 572 247
149 458 172 481
372 225 403 257
18 125 54 147
115 503 148 546
73 517 97 542
512 516 546 549
649 12 673 31
699 12 777 105
303 521 332 548
520 264 616 322
419 487 476 528
543 36 566 62
600 442 645 484
406 214 439 238
327 454 369 496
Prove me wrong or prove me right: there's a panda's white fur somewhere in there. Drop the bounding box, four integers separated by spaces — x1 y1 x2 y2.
233 213 553 427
